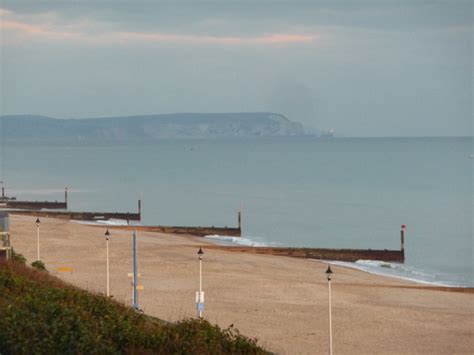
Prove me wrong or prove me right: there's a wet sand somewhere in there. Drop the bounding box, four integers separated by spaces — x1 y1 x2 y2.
9 215 474 354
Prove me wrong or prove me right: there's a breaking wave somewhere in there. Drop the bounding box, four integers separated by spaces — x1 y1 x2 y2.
328 259 464 287
72 219 140 226
204 235 269 247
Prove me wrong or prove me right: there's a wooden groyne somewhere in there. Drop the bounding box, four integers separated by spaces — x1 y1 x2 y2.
204 245 404 263
4 199 142 221
5 201 67 210
205 226 408 263
202 226 407 263
92 211 243 237
95 225 241 237
101 221 406 263
0 186 15 203
8 210 141 221
1 187 68 210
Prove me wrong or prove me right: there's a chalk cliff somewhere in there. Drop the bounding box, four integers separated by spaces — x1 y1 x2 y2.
0 113 305 141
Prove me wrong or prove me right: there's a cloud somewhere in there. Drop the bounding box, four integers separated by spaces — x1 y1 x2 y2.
0 7 316 46
0 8 12 17
112 31 315 45
1 19 81 40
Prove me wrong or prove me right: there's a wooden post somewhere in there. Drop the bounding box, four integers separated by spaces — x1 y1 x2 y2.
64 187 68 208
238 211 241 230
401 224 406 263
401 225 406 251
138 199 141 217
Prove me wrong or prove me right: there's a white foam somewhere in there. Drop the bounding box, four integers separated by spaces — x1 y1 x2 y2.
72 219 140 226
204 234 269 247
325 260 462 287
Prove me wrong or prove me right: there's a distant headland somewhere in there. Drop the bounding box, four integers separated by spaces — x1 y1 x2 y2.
0 113 307 141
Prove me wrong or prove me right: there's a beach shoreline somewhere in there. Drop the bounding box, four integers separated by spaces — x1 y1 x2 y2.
8 214 474 354
80 219 470 290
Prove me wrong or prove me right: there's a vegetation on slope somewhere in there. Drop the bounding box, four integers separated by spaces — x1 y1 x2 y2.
0 260 266 354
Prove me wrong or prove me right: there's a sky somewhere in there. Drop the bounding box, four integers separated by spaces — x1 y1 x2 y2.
0 0 472 137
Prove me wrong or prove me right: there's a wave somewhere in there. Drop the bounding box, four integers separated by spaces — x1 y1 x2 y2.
204 234 269 247
72 219 141 226
202 237 467 287
327 260 464 287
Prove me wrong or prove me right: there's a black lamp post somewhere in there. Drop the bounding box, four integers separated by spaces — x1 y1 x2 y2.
326 265 333 355
35 218 41 261
326 265 333 281
105 229 110 297
197 247 204 318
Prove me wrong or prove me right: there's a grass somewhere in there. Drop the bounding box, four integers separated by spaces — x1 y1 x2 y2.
0 260 268 354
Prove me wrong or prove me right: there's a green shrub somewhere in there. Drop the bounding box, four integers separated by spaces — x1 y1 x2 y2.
0 260 267 354
31 260 47 271
10 248 26 265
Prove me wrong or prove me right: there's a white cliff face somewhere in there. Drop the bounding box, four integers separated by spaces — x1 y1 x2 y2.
139 113 305 138
1 113 306 141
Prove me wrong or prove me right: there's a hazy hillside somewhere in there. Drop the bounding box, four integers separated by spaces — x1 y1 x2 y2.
0 113 305 141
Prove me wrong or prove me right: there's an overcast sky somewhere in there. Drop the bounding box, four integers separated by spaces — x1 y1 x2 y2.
0 1 472 136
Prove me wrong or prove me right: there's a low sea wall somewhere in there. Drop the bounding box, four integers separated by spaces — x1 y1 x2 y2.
6 210 141 221
6 201 67 210
95 225 241 237
204 245 405 263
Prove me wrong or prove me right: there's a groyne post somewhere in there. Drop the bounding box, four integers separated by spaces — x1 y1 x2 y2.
400 224 406 263
238 210 241 230
401 224 406 251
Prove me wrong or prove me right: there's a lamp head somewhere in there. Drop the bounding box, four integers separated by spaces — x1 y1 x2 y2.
325 265 333 281
197 247 204 259
35 218 41 226
105 229 110 240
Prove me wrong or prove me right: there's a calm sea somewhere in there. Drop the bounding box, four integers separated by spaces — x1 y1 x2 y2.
1 137 472 286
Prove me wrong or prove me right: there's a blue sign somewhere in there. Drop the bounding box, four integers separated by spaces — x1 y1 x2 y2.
197 302 205 312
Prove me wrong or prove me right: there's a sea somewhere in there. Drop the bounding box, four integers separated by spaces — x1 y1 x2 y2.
1 137 472 287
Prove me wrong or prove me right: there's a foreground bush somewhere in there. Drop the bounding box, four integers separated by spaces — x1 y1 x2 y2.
0 260 266 354
10 248 26 265
30 260 47 271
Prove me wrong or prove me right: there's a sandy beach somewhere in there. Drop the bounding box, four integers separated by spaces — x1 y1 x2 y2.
8 215 474 354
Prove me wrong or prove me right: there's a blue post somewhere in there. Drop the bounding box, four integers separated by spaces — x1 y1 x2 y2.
132 230 139 310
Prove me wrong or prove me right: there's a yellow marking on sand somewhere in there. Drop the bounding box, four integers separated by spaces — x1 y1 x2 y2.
58 267 73 273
